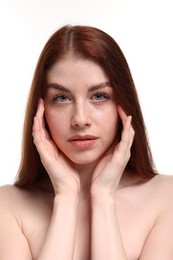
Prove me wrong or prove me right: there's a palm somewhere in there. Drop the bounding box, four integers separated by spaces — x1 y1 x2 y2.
91 145 120 196
91 106 135 196
32 99 80 194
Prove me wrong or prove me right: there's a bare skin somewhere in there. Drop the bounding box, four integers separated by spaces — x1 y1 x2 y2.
1 174 173 260
1 57 173 259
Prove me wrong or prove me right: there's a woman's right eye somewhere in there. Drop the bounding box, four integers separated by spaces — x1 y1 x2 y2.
52 94 71 103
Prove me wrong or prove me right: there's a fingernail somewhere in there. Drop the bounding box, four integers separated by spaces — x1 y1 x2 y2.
39 98 45 107
39 98 43 104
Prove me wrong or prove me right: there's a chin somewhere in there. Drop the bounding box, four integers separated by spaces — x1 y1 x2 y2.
66 152 101 166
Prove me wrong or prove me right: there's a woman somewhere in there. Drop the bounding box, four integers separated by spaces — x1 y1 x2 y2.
0 25 173 260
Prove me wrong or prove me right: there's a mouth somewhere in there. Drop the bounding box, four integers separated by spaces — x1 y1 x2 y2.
68 135 98 148
68 134 98 141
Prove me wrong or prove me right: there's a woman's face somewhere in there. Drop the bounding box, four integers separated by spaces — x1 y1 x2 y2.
44 56 119 166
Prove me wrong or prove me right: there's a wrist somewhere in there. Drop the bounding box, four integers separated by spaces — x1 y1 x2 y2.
90 187 116 200
52 183 80 197
91 193 116 206
91 195 116 215
54 191 80 205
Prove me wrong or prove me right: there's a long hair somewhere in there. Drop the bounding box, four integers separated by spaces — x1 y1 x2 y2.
15 25 157 187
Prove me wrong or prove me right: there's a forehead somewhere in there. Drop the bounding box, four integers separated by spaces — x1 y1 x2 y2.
46 57 109 87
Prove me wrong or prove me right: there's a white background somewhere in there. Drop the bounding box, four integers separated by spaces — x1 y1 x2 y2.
0 0 172 185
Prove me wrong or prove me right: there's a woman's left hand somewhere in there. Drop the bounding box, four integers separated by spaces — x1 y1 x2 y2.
90 106 135 198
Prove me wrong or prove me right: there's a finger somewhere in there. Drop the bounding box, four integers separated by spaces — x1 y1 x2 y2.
118 106 135 149
32 116 43 147
35 98 51 139
117 105 128 126
33 99 48 145
129 126 135 148
119 115 132 150
35 98 44 119
112 116 133 163
32 115 56 162
121 116 135 151
35 98 46 129
117 105 134 146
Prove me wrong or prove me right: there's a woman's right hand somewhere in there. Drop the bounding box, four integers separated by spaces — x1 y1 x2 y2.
32 98 80 196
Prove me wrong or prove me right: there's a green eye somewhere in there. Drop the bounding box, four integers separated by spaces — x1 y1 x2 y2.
92 93 109 101
53 95 70 103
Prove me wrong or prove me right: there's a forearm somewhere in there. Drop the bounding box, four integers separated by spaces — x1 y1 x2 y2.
91 196 127 260
37 193 79 260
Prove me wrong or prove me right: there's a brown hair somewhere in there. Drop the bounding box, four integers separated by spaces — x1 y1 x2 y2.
15 25 157 187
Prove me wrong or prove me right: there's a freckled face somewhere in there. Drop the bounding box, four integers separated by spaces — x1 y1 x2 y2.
44 56 119 166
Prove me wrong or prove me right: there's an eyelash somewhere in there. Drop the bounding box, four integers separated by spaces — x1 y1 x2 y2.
91 93 110 101
52 92 110 104
52 94 70 103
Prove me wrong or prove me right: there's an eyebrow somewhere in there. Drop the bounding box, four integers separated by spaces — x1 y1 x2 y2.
46 81 112 93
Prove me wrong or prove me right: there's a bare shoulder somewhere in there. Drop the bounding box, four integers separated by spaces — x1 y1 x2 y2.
150 174 173 206
0 185 34 259
0 184 25 208
0 180 53 212
136 174 173 222
0 184 33 208
150 174 173 196
152 173 173 184
135 174 173 205
0 184 26 196
0 182 53 259
116 174 173 258
118 173 173 215
137 175 173 258
0 181 53 225
0 184 34 222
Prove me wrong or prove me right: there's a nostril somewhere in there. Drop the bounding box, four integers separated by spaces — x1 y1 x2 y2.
71 112 91 128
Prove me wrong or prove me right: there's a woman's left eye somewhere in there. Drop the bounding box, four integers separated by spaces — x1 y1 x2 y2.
91 93 109 101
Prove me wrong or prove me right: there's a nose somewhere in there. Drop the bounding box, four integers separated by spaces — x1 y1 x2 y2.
71 101 91 129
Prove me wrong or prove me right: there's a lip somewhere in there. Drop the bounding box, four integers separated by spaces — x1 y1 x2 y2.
68 134 98 141
68 134 98 148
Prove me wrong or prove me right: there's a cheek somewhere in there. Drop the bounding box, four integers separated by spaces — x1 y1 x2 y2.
101 109 120 143
98 106 119 130
45 109 68 139
105 119 119 142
